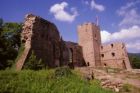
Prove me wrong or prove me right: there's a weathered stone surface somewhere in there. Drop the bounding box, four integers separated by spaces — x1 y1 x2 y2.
65 41 85 67
16 14 85 70
16 14 131 70
77 23 101 67
77 22 131 70
100 42 131 70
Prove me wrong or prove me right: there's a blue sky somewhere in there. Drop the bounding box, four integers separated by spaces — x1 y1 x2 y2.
0 0 140 53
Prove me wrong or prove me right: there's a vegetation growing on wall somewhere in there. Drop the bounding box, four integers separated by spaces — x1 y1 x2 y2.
23 51 45 70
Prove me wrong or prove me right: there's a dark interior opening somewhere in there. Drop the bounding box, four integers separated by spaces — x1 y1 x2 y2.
112 52 115 57
111 44 113 48
87 62 90 66
101 46 103 49
104 63 107 66
101 54 104 58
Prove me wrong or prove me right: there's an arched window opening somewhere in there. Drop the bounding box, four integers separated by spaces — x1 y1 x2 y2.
69 48 73 63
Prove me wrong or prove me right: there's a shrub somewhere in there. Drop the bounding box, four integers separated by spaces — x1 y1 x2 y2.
54 67 72 77
23 51 45 70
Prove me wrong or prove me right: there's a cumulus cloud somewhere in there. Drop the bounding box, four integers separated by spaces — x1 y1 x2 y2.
101 25 140 43
117 1 140 26
50 2 78 22
101 25 140 53
91 0 105 12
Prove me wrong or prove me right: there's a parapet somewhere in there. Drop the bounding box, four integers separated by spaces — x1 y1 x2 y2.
78 22 100 30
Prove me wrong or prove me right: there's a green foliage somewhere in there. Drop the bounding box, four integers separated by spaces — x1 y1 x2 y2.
0 69 114 93
129 53 140 69
0 19 22 70
23 51 45 70
54 67 73 77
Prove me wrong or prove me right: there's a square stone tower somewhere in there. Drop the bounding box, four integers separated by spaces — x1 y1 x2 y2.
77 23 101 67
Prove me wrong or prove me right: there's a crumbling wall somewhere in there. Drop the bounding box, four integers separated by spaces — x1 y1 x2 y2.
100 42 131 69
65 41 85 67
16 14 69 70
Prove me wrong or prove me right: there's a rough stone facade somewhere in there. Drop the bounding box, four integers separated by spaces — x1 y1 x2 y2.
77 23 101 67
65 41 85 67
100 42 131 69
16 14 85 70
16 14 131 70
77 23 131 70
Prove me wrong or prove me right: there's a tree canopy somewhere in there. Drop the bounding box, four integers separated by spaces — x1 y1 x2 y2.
0 18 22 69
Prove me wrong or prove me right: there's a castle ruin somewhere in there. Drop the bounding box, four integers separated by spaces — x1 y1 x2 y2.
16 14 131 70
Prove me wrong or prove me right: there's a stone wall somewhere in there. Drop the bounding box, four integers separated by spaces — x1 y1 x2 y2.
100 42 131 69
77 23 101 67
17 14 131 70
65 41 85 67
17 14 70 70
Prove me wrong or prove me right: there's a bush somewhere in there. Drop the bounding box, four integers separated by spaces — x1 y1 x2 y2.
54 67 72 77
23 51 45 70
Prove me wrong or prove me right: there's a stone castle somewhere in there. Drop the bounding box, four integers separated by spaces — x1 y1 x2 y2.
16 14 131 70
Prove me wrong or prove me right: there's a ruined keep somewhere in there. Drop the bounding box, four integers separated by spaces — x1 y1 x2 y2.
16 14 85 70
77 23 131 70
16 14 131 70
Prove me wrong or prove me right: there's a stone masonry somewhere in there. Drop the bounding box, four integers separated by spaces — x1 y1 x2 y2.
100 42 131 70
16 14 85 70
16 14 131 70
77 23 131 70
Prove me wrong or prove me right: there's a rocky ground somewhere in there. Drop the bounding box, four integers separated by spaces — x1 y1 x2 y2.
76 67 140 92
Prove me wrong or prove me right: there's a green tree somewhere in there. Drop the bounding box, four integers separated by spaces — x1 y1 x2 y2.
0 19 22 69
24 51 45 70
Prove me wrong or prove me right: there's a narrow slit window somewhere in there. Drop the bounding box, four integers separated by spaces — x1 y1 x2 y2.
111 44 113 48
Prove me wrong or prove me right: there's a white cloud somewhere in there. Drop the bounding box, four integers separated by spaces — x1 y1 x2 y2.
117 1 140 26
50 2 78 22
101 25 140 43
101 25 140 53
101 30 111 43
126 41 140 53
91 0 105 12
119 9 140 26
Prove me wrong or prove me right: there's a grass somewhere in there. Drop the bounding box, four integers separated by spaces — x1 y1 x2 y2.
0 67 114 93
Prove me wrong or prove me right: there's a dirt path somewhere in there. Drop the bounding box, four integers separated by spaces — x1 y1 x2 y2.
76 67 140 89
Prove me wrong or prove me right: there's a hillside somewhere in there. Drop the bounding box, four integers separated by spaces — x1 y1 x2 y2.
0 68 114 93
128 53 140 69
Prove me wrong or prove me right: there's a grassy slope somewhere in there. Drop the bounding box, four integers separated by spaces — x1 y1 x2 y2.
0 69 114 93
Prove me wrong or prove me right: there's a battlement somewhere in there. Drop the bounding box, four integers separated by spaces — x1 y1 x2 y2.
78 22 100 30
